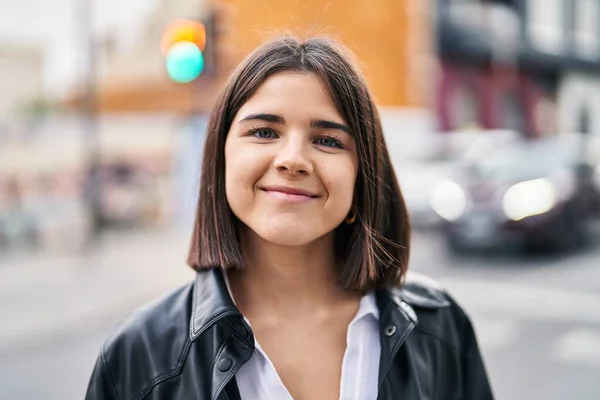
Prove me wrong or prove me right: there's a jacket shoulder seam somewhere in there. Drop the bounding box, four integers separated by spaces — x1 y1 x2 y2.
131 337 193 400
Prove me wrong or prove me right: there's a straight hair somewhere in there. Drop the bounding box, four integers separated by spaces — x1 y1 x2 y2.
188 36 411 290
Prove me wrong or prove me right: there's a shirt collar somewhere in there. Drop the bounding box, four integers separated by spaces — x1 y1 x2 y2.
353 290 380 322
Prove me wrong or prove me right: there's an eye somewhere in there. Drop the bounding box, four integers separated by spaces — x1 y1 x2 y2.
250 127 278 139
315 136 343 149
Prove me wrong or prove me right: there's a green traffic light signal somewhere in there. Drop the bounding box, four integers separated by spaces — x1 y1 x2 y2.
165 41 205 83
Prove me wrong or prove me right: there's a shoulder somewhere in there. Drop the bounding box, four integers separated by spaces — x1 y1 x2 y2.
391 271 478 351
385 273 494 398
97 281 195 399
395 271 451 308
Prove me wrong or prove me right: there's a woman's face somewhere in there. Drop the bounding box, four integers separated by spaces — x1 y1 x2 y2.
225 72 359 246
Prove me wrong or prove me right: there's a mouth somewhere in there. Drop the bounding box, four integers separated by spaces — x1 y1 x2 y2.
259 185 320 202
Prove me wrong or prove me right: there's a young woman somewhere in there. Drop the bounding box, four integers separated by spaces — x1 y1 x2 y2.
86 36 494 400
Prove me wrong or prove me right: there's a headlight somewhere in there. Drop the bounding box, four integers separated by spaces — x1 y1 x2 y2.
430 180 468 221
502 178 556 221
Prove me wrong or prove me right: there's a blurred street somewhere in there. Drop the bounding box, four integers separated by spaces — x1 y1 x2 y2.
2 0 600 399
1 228 599 400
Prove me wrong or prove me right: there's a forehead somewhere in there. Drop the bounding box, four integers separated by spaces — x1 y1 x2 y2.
233 72 344 123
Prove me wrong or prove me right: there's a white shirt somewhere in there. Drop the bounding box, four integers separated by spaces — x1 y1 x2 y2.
223 272 381 400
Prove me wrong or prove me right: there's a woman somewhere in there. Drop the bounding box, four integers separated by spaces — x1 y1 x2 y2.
86 36 494 400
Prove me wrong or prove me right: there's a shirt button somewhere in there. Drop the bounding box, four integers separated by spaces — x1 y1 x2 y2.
217 357 233 372
384 325 397 336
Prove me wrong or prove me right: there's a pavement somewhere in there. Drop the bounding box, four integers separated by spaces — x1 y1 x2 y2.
0 228 195 354
1 227 600 399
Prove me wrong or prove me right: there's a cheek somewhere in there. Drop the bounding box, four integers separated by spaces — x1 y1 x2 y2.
225 143 265 199
226 160 258 191
323 159 358 207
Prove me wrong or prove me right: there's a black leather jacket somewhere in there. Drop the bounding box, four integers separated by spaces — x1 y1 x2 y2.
85 268 494 400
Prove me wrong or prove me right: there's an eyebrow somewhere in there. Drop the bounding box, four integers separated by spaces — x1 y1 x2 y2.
238 113 351 134
310 119 350 134
238 113 284 124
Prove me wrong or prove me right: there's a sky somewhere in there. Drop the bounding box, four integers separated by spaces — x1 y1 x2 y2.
0 0 158 96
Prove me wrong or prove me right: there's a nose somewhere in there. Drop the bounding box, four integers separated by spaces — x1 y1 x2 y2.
273 136 313 176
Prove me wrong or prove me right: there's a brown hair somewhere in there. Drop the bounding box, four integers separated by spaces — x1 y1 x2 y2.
188 36 410 290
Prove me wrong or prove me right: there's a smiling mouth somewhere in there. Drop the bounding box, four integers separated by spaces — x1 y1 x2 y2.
260 186 320 202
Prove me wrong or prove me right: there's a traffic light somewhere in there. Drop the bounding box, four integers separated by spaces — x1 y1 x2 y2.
161 18 212 83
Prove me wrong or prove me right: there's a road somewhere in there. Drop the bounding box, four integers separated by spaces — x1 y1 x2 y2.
411 231 600 400
0 227 599 399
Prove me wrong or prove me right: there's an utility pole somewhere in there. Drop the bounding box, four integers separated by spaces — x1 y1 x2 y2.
79 0 102 240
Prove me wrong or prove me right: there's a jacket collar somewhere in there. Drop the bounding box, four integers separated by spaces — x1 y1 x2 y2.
392 271 451 310
190 269 449 341
189 268 243 341
189 268 451 398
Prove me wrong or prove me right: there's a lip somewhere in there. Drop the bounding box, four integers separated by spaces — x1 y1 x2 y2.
260 185 320 200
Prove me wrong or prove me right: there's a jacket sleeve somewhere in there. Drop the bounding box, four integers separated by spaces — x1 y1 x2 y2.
460 311 495 400
85 351 118 400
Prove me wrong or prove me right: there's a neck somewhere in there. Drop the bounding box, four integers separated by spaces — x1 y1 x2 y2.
227 228 359 317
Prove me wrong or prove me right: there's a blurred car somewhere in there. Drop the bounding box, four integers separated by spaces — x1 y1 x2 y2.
432 135 600 251
393 129 522 229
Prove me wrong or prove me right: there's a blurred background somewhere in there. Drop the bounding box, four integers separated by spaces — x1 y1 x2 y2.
1 0 599 398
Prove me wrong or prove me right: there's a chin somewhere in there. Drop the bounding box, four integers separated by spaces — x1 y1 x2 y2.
251 218 325 247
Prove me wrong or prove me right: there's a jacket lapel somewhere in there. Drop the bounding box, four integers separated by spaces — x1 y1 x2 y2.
190 269 255 400
376 273 451 399
376 289 417 393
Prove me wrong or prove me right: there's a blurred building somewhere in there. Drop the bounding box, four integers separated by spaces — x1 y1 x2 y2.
554 0 600 136
65 0 600 137
436 0 600 138
222 0 433 109
0 0 208 251
436 0 539 136
0 43 44 118
57 0 219 236
63 0 434 117
65 0 220 113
